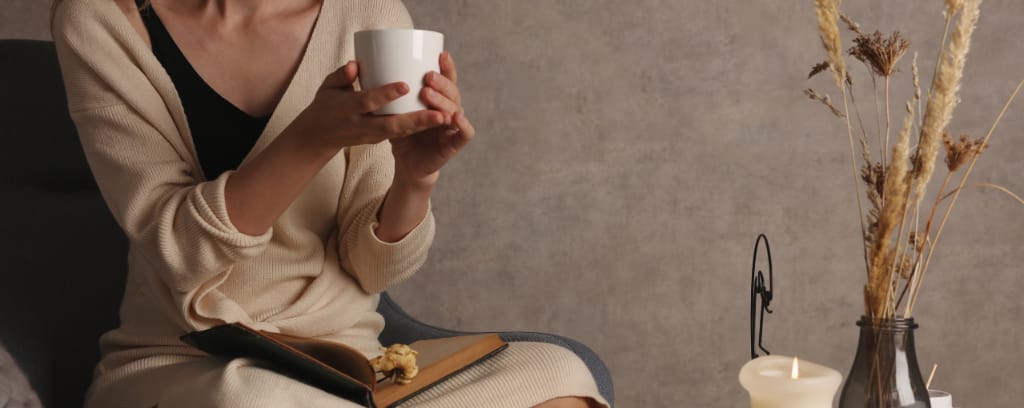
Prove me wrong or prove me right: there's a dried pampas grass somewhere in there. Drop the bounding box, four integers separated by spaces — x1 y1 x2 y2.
910 0 981 213
814 0 847 89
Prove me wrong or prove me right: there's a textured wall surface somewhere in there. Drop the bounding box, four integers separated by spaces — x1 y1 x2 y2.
5 1 1024 406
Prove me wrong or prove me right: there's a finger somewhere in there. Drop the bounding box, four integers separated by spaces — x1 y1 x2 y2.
440 51 457 84
354 82 410 113
451 111 475 147
424 71 461 107
438 111 474 155
421 86 460 125
372 110 446 139
322 61 358 89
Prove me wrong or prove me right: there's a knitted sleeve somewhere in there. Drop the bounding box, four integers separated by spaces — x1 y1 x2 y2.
338 0 436 294
51 2 272 299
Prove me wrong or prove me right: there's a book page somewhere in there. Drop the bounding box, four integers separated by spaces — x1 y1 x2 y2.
265 332 377 387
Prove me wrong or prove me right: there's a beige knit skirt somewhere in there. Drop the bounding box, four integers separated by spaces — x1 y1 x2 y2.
85 341 609 408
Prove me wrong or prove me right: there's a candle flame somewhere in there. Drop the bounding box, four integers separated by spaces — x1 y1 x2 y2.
791 357 799 379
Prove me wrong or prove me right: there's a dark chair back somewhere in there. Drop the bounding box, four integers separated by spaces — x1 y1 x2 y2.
0 39 127 408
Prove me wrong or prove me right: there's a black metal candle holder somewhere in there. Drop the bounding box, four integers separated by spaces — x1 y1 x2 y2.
749 234 774 359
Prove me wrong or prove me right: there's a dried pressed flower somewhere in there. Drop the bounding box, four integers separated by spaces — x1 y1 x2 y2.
943 132 988 171
804 88 845 117
809 61 831 79
849 31 911 77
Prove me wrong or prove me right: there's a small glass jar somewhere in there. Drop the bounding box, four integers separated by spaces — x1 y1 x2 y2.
838 316 930 408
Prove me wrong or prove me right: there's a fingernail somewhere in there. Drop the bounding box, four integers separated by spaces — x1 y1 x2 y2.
397 82 409 93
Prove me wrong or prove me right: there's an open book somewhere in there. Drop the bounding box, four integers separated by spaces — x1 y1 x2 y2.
181 323 508 408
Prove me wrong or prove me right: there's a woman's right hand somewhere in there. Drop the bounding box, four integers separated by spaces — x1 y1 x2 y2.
294 61 447 151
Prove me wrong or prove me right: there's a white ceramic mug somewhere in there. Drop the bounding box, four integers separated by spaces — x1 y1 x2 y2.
928 389 953 408
354 28 445 115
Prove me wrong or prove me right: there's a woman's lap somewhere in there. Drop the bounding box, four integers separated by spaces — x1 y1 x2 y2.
86 341 607 408
395 341 608 408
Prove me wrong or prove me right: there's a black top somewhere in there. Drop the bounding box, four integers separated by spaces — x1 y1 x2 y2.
137 2 271 180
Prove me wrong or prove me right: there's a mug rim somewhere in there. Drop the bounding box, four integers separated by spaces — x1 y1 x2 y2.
354 28 443 37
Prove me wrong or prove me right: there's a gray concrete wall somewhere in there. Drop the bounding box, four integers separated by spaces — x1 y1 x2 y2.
6 1 1024 406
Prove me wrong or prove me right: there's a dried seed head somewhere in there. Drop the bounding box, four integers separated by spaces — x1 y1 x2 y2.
849 31 911 77
945 0 964 17
943 131 988 171
861 161 886 200
804 88 846 118
908 230 927 253
840 13 865 36
896 255 915 280
809 61 831 79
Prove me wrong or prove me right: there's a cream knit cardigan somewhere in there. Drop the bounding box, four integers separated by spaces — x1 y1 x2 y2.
52 0 435 388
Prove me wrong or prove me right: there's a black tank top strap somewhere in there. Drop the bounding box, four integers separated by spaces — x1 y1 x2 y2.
135 0 270 180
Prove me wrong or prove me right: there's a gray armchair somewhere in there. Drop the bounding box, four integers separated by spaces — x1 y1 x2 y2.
0 39 614 408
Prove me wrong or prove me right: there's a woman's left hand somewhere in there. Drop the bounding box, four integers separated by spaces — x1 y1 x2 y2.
390 51 476 189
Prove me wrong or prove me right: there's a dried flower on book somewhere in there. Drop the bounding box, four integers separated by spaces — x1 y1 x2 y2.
370 344 420 385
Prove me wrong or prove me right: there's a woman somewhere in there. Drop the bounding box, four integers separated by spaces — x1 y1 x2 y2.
51 0 608 407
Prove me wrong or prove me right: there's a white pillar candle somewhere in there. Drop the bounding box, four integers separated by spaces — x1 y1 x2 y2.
739 355 842 408
928 389 953 408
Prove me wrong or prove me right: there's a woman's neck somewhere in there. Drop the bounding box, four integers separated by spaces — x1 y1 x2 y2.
157 0 318 25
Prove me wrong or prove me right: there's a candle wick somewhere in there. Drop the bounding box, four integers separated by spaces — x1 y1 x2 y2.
926 363 939 389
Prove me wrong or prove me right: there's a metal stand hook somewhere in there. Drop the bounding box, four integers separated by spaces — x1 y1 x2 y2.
750 234 774 359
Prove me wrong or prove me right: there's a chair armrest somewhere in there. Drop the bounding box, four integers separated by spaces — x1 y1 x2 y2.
376 292 615 406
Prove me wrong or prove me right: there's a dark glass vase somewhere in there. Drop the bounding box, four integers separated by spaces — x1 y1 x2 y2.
838 316 930 408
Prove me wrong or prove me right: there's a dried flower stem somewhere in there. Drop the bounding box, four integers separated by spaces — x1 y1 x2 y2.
814 0 870 279
884 77 891 172
842 86 871 285
905 79 1023 316
938 183 1024 206
848 85 875 167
